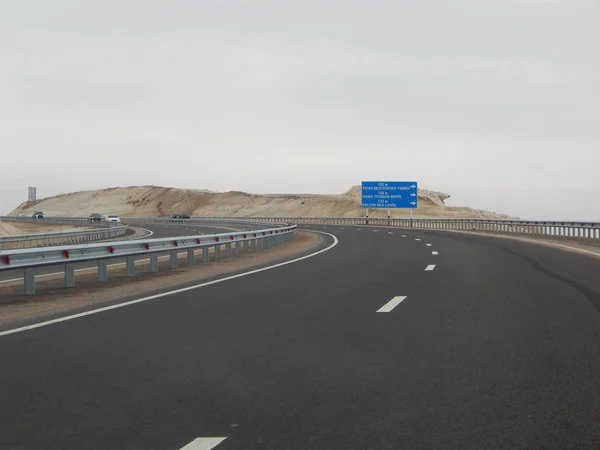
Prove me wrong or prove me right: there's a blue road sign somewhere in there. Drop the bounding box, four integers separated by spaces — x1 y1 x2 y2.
361 181 418 209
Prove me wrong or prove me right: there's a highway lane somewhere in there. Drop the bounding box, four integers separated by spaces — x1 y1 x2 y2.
0 222 248 285
2 227 600 448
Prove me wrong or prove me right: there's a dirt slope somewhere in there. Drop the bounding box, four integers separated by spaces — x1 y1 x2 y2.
0 221 23 237
9 185 516 219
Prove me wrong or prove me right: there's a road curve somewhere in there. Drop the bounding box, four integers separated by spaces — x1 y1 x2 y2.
1 225 600 449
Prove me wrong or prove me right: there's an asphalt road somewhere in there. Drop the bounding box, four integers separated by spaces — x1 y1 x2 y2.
0 223 243 284
2 225 600 449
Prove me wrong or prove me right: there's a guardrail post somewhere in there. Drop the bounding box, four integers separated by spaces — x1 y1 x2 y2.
24 268 36 295
187 248 195 266
126 256 135 277
243 240 249 253
225 243 232 257
215 245 221 260
98 260 108 281
65 264 76 287
150 253 159 272
202 247 209 263
235 241 241 255
251 239 256 252
170 250 179 269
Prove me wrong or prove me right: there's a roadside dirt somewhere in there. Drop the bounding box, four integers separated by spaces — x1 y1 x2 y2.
0 222 89 236
0 231 322 326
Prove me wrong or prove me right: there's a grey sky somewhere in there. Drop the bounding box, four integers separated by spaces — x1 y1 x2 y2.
1 0 599 219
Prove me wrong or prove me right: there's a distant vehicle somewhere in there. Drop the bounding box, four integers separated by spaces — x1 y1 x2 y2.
170 213 190 219
105 214 121 223
32 211 45 219
89 213 103 221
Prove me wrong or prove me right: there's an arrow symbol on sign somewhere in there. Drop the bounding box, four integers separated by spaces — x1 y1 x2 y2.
410 185 416 188
410 202 416 205
410 193 416 197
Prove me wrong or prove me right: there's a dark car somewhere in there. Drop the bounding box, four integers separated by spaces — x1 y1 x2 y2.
170 213 190 219
89 213 103 221
32 211 45 219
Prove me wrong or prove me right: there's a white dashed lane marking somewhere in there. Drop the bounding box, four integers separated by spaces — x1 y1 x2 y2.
377 296 408 313
180 437 227 449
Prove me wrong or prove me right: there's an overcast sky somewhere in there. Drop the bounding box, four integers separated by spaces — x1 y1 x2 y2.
1 0 599 219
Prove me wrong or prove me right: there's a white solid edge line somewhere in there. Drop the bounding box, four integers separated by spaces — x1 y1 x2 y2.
0 231 339 338
432 251 439 255
425 264 436 271
134 228 154 239
180 437 227 450
377 296 407 313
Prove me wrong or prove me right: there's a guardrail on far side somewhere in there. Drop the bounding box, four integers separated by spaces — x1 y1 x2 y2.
222 216 600 242
0 227 128 250
0 216 122 227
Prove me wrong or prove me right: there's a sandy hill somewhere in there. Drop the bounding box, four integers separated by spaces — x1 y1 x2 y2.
0 221 23 237
9 185 516 219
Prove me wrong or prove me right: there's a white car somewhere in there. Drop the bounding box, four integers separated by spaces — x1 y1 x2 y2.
105 214 121 223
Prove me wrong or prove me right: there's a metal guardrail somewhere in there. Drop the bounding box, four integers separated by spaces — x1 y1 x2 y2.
122 217 287 230
0 223 297 295
213 216 600 241
0 216 127 249
118 214 600 241
0 215 282 250
0 227 128 250
0 216 122 227
6 214 600 239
